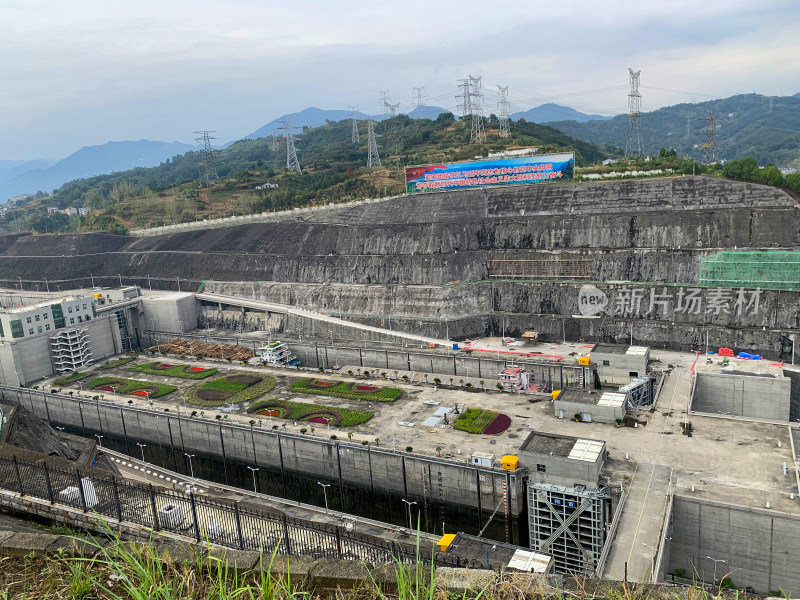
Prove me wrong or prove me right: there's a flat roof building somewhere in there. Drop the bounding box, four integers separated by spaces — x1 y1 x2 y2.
589 344 649 385
553 388 627 424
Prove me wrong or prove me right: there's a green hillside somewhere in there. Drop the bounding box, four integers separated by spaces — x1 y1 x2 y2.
0 114 610 233
549 93 800 168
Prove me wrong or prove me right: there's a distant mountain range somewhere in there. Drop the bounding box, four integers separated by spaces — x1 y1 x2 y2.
0 140 194 202
548 93 800 167
511 103 612 123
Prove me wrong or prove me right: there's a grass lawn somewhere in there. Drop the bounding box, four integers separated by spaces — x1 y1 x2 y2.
185 374 277 407
53 371 93 386
247 398 373 427
128 362 218 379
99 356 137 369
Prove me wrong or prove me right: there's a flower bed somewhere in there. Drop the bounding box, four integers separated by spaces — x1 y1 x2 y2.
356 385 378 392
185 374 277 407
128 362 218 380
482 413 512 435
247 399 373 427
87 377 177 398
288 379 401 402
258 409 282 417
453 408 499 434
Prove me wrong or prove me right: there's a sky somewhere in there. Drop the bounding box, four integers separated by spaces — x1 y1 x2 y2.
1 0 799 160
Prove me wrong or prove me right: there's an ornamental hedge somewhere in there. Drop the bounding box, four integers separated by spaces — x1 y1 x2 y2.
86 376 177 398
247 399 373 427
453 408 499 434
288 379 402 402
53 371 93 386
128 362 218 379
100 356 137 369
185 374 277 407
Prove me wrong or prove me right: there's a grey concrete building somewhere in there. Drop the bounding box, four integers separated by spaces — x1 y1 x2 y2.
518 432 610 574
553 388 626 424
692 358 790 421
140 292 198 334
589 344 649 386
0 296 122 385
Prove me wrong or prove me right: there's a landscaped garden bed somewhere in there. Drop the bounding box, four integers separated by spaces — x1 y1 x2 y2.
128 362 218 379
453 408 511 435
99 356 137 369
86 377 177 398
247 399 373 427
53 371 93 386
288 379 402 402
185 373 277 407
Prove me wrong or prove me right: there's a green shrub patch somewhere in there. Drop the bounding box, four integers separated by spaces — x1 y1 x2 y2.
247 399 373 427
453 408 499 434
53 372 92 386
186 374 277 407
87 376 177 398
288 379 401 402
128 362 218 379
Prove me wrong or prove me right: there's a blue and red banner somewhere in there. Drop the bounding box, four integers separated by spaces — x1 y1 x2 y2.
405 153 574 193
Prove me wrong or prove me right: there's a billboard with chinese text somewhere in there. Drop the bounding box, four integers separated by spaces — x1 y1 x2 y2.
405 152 574 194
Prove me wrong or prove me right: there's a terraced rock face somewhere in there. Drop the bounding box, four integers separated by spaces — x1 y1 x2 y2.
0 176 797 356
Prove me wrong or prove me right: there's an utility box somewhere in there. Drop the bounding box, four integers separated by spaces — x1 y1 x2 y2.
471 452 495 467
501 455 519 471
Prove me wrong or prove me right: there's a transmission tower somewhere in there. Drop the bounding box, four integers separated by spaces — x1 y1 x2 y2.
379 90 391 121
701 110 718 164
469 76 485 144
625 68 643 157
366 119 381 167
193 130 220 185
456 79 472 118
412 86 426 108
348 105 360 143
270 129 280 151
278 120 302 175
497 85 511 138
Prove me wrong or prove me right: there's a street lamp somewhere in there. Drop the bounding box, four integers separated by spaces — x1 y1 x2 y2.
94 434 103 447
184 453 195 479
136 443 147 481
706 555 726 586
642 542 656 581
402 498 417 529
317 481 331 514
247 466 259 493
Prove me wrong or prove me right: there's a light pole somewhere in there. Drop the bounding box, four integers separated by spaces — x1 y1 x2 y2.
136 443 147 481
184 453 195 479
94 434 103 447
642 542 656 581
706 555 726 586
317 481 330 514
402 498 417 529
247 466 259 493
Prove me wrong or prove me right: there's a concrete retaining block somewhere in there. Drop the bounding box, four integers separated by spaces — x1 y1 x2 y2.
309 558 372 588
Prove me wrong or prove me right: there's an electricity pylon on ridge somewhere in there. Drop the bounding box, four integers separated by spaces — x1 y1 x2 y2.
469 75 485 144
277 120 302 175
700 110 719 164
625 68 643 157
497 85 511 138
366 119 381 167
348 105 360 144
193 130 220 185
456 79 471 118
412 86 426 110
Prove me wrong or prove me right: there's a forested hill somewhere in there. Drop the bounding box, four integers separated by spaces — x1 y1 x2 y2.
3 113 609 233
549 93 800 168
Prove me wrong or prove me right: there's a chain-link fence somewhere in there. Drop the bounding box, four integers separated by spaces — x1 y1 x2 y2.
0 454 482 568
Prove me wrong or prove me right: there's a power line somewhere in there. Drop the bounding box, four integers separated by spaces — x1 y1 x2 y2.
277 120 302 175
625 68 643 157
193 130 220 185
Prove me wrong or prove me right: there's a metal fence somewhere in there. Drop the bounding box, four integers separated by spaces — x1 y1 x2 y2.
0 454 481 568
